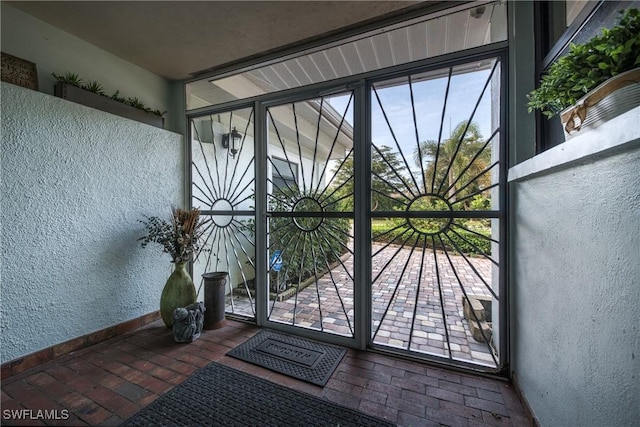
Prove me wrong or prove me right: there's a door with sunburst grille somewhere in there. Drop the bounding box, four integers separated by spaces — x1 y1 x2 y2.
264 92 356 340
188 55 505 370
368 58 504 369
190 106 257 319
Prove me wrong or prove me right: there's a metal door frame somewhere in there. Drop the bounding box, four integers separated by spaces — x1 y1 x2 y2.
187 46 508 373
255 85 364 349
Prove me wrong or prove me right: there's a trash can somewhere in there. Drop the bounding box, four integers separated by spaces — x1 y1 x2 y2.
202 272 227 329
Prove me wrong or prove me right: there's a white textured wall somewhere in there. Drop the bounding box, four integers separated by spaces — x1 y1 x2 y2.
510 143 640 425
1 83 184 364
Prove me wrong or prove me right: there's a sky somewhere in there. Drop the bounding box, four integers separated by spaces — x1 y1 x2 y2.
327 66 496 168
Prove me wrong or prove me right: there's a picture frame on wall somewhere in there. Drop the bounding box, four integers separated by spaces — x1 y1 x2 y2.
1 52 38 90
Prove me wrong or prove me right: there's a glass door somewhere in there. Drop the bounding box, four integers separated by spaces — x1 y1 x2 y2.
368 58 505 369
190 106 257 319
188 54 506 372
263 91 357 342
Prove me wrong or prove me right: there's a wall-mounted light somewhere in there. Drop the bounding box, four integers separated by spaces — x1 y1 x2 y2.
470 6 485 19
222 127 242 157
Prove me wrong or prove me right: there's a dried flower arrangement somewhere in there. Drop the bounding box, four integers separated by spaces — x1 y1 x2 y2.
139 208 210 263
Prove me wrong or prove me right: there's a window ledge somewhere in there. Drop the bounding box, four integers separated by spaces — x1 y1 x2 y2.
508 106 640 182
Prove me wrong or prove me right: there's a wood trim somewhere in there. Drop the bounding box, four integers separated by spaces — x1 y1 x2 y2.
0 311 160 380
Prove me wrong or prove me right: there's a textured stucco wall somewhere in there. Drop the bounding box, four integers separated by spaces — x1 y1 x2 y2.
510 144 640 426
1 83 184 364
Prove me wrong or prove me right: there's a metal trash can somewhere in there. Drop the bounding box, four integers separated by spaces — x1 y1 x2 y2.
202 272 227 329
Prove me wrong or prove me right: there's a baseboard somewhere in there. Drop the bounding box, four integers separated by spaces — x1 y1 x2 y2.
1 311 160 380
511 372 540 427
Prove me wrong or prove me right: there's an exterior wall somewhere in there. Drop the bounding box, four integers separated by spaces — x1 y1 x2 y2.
0 3 180 132
509 110 640 426
189 118 330 296
0 83 184 363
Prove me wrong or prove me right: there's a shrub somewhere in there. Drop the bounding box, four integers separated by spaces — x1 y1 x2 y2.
269 190 351 284
371 219 491 256
527 8 640 118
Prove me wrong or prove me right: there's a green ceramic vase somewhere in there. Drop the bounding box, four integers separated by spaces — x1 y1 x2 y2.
160 262 197 328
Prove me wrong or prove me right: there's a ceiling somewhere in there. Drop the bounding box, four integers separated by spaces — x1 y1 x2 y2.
186 0 505 109
7 1 436 81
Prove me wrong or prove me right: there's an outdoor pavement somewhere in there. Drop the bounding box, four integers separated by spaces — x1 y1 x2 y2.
227 243 497 367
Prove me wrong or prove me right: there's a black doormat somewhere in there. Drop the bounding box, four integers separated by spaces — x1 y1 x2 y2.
226 329 347 386
122 362 394 427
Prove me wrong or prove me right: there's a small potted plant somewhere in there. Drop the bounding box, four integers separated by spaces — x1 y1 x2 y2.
527 8 640 138
139 207 210 328
52 71 165 128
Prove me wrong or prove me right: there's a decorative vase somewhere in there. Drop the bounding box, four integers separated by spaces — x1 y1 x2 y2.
160 262 197 328
202 272 228 329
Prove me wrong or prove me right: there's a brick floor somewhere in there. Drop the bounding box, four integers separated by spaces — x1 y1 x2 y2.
1 319 531 426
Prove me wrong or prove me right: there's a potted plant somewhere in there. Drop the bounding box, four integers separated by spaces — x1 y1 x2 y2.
139 207 210 328
52 72 165 128
527 8 640 138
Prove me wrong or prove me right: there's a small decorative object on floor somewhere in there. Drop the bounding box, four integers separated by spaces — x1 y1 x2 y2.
202 272 228 329
139 207 210 328
173 302 205 343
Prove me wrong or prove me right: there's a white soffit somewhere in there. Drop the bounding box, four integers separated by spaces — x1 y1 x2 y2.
189 1 505 108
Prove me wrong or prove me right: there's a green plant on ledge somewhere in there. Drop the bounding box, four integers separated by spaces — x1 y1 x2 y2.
83 80 105 96
52 72 165 117
52 71 83 87
527 8 640 119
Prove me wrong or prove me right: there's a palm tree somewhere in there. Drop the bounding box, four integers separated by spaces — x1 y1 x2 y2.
413 121 491 206
329 145 407 212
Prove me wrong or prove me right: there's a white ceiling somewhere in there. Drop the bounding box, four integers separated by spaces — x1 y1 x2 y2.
186 1 505 109
7 0 434 81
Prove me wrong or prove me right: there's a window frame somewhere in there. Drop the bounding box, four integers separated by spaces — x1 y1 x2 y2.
271 156 299 192
533 0 603 153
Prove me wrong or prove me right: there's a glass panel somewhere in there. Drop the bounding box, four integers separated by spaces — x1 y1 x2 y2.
369 58 502 368
186 1 507 109
265 92 355 337
566 0 589 27
190 107 257 318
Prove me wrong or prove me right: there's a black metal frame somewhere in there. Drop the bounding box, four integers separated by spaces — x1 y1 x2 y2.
185 22 510 375
533 0 605 153
363 51 507 372
258 88 359 350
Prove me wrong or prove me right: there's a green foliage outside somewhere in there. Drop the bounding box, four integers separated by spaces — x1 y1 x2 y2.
527 8 640 118
371 218 491 256
329 145 408 212
325 119 494 256
413 121 491 208
266 187 351 285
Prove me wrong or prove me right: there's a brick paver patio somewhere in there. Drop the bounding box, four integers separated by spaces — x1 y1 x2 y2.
227 243 498 367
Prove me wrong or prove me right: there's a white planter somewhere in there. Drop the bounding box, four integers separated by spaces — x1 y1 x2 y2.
560 68 640 140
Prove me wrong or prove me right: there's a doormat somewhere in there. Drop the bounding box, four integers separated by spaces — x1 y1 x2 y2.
122 362 394 427
226 329 347 386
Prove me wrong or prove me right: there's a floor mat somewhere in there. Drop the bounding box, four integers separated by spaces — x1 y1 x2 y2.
122 362 394 427
226 329 347 386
